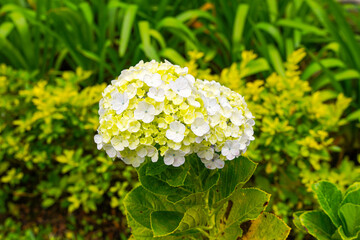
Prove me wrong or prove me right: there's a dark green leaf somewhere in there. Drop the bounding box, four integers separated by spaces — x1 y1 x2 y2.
339 203 360 237
209 156 257 206
312 181 342 227
151 211 184 237
300 210 337 240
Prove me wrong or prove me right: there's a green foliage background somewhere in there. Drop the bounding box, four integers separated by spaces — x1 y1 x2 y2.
0 0 359 239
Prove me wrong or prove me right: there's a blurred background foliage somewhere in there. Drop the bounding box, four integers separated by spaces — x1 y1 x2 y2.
0 0 359 239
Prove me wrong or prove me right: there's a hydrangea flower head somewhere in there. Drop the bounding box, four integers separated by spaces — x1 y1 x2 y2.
95 60 255 169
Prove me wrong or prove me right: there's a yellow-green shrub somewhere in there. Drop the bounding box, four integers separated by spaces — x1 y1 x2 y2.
185 49 360 221
0 64 136 219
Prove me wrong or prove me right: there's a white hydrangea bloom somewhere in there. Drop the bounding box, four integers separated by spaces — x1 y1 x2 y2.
95 60 255 168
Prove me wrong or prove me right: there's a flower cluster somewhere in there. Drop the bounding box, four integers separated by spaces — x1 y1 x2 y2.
94 60 255 169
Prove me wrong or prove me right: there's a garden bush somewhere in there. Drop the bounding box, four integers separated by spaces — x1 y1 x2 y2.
0 64 136 237
185 49 360 223
0 0 359 238
93 59 290 239
294 181 360 239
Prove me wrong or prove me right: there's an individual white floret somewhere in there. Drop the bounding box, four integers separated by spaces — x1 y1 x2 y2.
94 134 103 150
143 73 163 87
230 108 245 126
244 127 254 138
166 121 186 143
103 144 117 158
184 74 195 86
169 76 192 98
191 117 210 137
111 92 129 115
221 140 241 160
205 98 221 116
111 136 129 151
187 95 201 108
201 154 225 169
122 154 145 167
134 101 156 123
146 146 159 162
164 149 186 167
148 87 165 102
197 147 214 161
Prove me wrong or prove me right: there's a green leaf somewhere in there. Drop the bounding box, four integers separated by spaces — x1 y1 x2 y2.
345 183 360 196
176 10 215 23
256 22 284 51
209 156 257 206
318 90 339 102
232 4 249 47
302 58 345 80
346 109 360 121
160 48 186 66
156 17 197 44
312 70 360 91
0 22 28 68
300 210 337 240
137 161 190 202
176 206 207 233
119 5 137 57
127 214 154 240
277 19 326 36
138 21 160 61
151 211 184 237
312 181 342 227
42 198 55 208
124 186 183 229
339 203 360 237
145 158 169 176
244 58 270 77
162 164 189 187
293 211 307 233
9 11 33 63
79 2 93 26
216 188 270 239
341 184 360 206
242 212 290 240
185 154 220 193
266 0 278 23
149 29 166 49
268 44 285 77
336 225 360 240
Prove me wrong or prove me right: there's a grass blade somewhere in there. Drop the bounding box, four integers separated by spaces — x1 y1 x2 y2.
256 22 284 52
160 48 186 66
119 4 137 57
232 4 249 52
268 44 285 77
138 21 160 61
